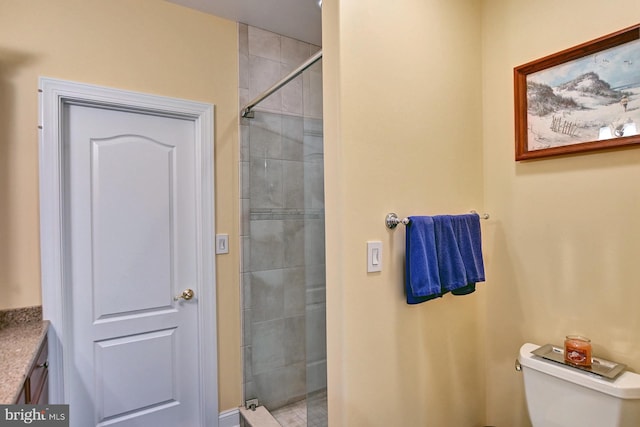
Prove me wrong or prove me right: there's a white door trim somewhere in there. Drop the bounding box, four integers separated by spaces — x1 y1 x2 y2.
38 77 218 426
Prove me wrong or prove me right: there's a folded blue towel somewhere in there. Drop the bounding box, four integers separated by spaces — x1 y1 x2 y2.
450 213 485 295
432 215 468 293
405 216 442 304
405 213 486 304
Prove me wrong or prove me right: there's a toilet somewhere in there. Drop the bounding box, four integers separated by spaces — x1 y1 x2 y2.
518 343 640 426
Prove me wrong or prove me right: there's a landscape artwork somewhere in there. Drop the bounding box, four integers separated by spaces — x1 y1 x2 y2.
514 24 640 160
526 39 640 151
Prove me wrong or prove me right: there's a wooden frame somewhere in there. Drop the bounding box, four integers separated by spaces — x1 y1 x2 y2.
515 24 640 160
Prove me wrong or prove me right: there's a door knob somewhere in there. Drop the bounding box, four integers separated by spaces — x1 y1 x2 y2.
174 288 195 301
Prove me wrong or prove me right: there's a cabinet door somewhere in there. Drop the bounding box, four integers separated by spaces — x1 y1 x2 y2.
34 376 49 405
29 337 49 404
15 384 27 404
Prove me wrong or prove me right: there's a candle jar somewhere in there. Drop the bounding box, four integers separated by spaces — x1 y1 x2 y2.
564 335 592 367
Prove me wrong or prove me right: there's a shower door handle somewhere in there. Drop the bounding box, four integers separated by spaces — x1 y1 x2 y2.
174 288 195 301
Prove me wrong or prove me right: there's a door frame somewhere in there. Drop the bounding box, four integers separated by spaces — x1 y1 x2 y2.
38 77 218 426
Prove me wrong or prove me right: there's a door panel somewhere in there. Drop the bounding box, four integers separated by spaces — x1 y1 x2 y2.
65 104 200 426
95 329 176 419
92 136 175 318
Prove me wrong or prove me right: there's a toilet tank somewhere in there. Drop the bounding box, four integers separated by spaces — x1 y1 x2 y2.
519 343 640 427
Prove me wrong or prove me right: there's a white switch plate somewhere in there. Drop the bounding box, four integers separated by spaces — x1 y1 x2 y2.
216 234 229 254
367 241 382 272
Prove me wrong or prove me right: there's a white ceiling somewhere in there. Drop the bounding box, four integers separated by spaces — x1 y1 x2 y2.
166 0 322 46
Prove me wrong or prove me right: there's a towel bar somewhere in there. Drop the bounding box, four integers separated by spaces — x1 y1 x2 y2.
386 211 490 229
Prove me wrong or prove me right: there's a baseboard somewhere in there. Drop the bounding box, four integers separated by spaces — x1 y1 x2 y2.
219 408 241 427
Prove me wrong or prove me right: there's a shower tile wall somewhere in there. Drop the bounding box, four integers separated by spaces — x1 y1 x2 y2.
239 24 325 410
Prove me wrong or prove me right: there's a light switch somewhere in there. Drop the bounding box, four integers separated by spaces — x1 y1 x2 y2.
216 234 229 254
367 241 382 273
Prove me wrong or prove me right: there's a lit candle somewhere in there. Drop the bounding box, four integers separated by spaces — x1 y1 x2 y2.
564 335 592 367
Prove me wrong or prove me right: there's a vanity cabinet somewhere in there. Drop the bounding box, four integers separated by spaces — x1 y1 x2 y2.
0 308 49 405
14 385 26 405
15 336 49 404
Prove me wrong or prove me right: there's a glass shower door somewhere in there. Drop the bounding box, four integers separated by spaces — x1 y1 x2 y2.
239 32 326 424
302 69 327 427
242 110 326 426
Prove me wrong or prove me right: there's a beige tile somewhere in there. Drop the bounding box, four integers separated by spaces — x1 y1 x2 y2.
303 70 323 119
239 23 249 55
272 401 306 427
281 64 304 116
240 88 250 111
249 26 281 61
249 56 283 112
281 37 311 66
239 52 250 90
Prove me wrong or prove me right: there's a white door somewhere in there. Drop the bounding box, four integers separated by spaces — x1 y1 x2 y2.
38 79 218 427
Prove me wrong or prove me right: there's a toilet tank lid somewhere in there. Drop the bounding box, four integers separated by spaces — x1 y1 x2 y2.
519 343 640 400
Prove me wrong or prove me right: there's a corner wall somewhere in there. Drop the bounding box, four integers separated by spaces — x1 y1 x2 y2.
482 1 640 425
324 0 486 425
0 0 241 412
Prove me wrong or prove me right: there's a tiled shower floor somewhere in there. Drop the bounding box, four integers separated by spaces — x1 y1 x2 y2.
271 390 327 427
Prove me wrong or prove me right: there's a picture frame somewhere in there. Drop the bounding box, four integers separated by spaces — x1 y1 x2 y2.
514 24 640 160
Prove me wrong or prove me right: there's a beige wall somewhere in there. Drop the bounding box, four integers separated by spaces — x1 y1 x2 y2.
0 0 241 412
482 0 640 425
326 0 640 425
323 0 487 425
4 0 640 423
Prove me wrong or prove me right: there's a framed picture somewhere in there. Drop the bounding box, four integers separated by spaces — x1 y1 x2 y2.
514 24 640 160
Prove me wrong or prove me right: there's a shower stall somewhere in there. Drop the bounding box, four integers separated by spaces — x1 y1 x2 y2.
239 25 327 427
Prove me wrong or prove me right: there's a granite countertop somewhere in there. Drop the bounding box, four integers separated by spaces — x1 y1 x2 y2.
0 306 49 404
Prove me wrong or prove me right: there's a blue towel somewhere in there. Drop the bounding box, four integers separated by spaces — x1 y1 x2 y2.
450 213 485 295
405 216 442 304
405 213 485 304
432 215 468 293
